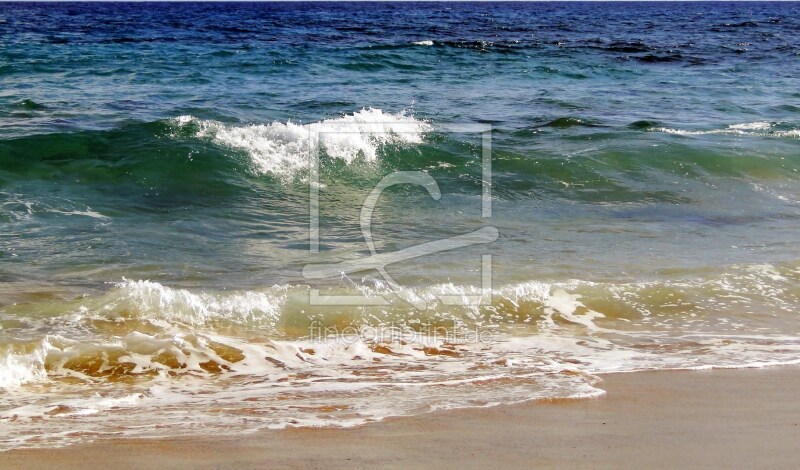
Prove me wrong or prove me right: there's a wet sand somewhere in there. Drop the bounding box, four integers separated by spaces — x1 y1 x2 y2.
2 366 799 469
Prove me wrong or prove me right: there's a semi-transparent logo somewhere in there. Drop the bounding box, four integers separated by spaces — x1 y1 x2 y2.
302 123 497 309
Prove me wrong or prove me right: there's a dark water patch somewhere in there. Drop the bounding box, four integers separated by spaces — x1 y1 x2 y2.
339 61 386 72
294 100 357 113
337 52 436 72
718 21 760 29
208 25 258 34
628 120 660 131
508 128 541 139
473 118 505 126
99 36 177 44
562 132 630 142
381 60 435 72
532 66 589 80
774 104 800 113
90 67 136 77
105 99 151 112
46 36 70 45
605 41 653 53
439 40 526 54
537 98 586 111
364 43 420 51
632 53 685 64
579 40 654 54
209 50 238 58
13 100 47 111
539 117 603 129
334 26 382 35
721 44 752 55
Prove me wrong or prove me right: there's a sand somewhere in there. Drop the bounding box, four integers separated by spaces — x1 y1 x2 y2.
2 366 799 469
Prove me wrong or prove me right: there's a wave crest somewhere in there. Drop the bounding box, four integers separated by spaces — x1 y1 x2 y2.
650 121 800 138
172 108 431 178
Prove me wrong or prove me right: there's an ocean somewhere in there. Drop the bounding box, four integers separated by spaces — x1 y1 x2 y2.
1 1 799 449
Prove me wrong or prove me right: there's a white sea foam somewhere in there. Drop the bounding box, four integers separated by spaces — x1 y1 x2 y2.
111 279 287 327
651 121 800 138
2 263 800 449
727 121 771 130
172 109 431 178
1 195 109 223
413 40 434 46
0 339 51 388
542 289 605 329
52 209 109 220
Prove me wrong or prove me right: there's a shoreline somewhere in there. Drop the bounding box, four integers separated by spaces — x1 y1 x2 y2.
2 366 799 469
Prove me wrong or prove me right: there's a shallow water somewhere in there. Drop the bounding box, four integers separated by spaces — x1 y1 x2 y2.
1 1 800 449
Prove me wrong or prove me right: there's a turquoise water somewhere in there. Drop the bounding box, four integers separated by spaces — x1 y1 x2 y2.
1 1 800 449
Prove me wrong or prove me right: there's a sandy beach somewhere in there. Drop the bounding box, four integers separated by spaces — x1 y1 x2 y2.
2 366 799 469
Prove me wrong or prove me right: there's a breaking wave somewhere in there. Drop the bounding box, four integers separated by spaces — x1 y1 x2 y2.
171 108 432 178
2 262 800 448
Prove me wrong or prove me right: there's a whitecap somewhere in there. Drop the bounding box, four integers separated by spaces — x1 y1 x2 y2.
111 279 286 327
651 121 799 138
172 108 432 178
